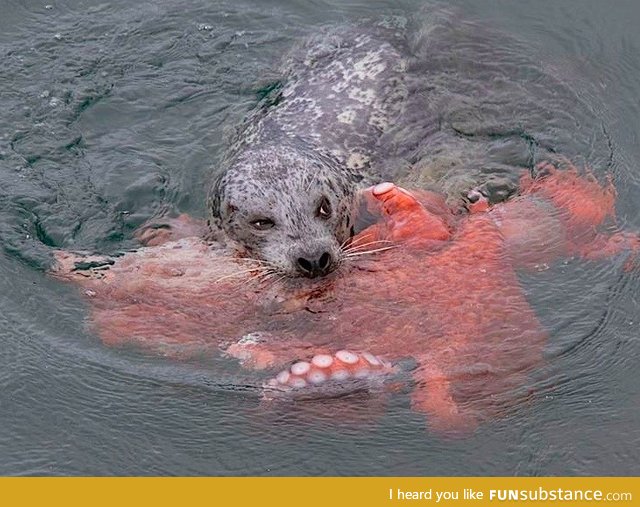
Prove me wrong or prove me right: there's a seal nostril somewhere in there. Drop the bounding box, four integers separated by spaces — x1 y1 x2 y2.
318 252 331 270
297 257 313 274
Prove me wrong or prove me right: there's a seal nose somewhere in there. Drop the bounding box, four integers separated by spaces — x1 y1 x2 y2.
296 251 333 278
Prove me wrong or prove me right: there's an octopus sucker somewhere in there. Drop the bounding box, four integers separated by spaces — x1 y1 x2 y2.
335 350 359 365
311 354 334 368
268 351 393 391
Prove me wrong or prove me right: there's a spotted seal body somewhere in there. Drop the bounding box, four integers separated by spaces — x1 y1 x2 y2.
209 27 409 278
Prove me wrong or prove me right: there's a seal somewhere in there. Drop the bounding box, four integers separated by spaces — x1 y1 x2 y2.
208 26 410 278
206 9 587 279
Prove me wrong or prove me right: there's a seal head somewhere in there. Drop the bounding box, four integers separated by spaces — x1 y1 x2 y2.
210 144 357 278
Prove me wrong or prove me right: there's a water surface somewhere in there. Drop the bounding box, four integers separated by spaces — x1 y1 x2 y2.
0 0 639 475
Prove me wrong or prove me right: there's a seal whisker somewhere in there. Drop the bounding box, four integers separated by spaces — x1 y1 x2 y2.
339 236 351 250
253 271 273 282
342 239 393 254
256 270 282 284
212 256 277 268
344 245 399 258
262 273 288 290
213 266 272 284
219 256 282 275
343 232 374 249
243 260 281 271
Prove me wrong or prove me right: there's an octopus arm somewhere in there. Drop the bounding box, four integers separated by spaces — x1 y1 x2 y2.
263 350 395 395
488 162 639 268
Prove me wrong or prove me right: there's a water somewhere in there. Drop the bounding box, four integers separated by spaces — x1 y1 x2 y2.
1 0 639 475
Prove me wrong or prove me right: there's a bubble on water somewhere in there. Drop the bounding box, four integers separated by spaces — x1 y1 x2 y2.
49 97 60 107
197 23 213 31
53 33 62 40
39 91 50 99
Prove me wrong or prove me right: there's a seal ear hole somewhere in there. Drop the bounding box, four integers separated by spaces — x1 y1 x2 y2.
316 196 332 220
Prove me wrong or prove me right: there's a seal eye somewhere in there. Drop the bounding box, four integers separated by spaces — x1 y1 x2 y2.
250 218 275 231
316 197 332 220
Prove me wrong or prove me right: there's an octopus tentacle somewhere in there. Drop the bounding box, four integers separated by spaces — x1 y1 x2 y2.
368 182 452 243
263 350 396 398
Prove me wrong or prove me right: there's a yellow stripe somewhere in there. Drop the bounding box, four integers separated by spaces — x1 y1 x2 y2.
2 477 638 507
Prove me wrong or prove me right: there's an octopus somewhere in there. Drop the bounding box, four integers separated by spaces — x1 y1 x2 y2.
51 163 639 436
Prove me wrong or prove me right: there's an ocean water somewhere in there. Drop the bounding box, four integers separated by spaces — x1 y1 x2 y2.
0 0 639 475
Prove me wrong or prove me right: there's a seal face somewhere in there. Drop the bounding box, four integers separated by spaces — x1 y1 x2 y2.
210 144 358 278
209 27 409 278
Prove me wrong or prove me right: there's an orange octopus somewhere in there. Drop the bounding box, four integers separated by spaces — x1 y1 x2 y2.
52 163 639 435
